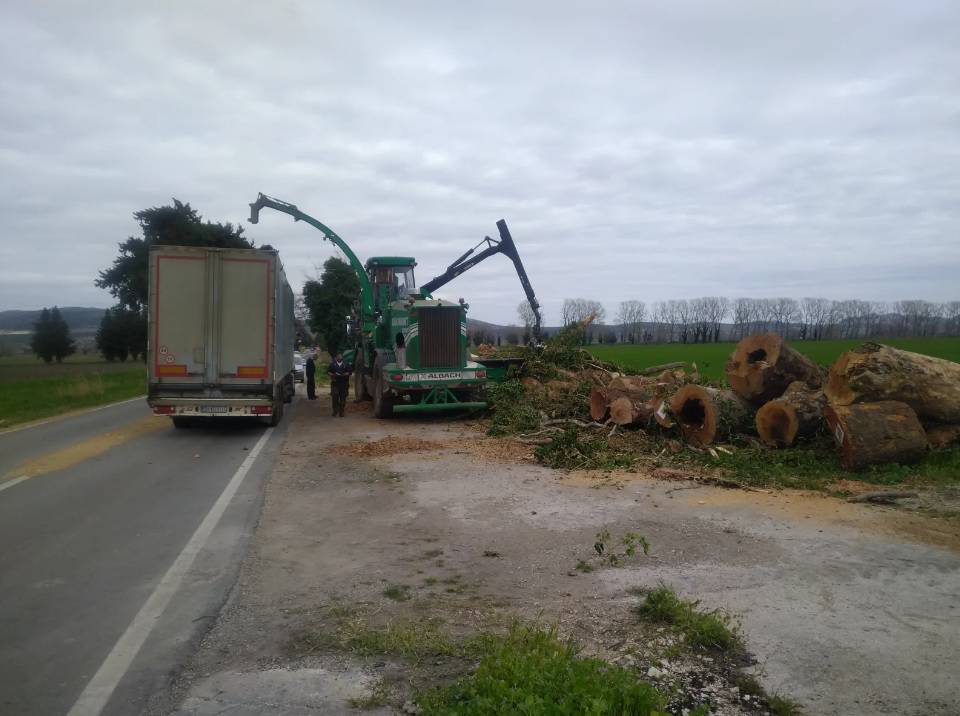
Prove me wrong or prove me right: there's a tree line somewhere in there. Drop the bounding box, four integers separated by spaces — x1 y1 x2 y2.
544 297 960 344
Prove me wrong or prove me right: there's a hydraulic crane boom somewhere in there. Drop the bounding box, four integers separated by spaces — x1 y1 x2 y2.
247 192 376 333
420 220 542 340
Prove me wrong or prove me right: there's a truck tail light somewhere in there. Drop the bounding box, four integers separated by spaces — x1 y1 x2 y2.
475 370 486 379
391 373 404 381
251 406 272 415
153 406 175 414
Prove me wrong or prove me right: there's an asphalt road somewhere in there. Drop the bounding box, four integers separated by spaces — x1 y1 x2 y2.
0 396 290 716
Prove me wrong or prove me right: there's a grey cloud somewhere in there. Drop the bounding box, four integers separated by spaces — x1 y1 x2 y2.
1 0 958 324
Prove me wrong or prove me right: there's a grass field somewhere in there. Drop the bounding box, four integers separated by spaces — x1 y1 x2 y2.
0 355 146 429
590 337 960 381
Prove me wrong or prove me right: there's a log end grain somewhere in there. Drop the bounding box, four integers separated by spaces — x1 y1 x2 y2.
726 333 823 404
589 387 610 422
756 401 799 448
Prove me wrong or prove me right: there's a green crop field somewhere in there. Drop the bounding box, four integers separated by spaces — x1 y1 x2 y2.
590 337 960 381
0 355 146 429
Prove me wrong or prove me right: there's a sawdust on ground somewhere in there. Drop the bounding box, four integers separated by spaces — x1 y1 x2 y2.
326 433 536 463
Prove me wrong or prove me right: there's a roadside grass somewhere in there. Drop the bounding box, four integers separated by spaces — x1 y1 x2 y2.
693 436 960 491
590 336 960 381
383 584 413 602
0 366 145 429
416 623 666 716
635 585 741 653
289 606 801 715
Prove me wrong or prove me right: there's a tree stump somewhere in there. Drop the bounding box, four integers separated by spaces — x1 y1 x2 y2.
824 401 927 470
825 342 960 423
755 382 827 447
668 385 754 446
725 333 824 405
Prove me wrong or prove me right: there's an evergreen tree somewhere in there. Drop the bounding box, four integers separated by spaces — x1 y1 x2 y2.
31 306 75 363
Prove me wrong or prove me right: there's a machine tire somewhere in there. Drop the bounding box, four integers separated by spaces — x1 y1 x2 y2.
355 351 372 401
171 416 192 429
283 374 294 403
372 369 394 419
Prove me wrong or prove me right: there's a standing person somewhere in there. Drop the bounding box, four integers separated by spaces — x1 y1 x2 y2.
305 353 317 400
328 352 353 417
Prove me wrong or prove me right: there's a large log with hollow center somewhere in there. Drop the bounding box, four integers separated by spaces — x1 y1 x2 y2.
668 384 754 446
825 343 960 424
725 333 823 405
755 382 827 448
824 401 927 471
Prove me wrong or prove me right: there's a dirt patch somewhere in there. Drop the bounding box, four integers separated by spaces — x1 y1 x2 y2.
173 399 960 716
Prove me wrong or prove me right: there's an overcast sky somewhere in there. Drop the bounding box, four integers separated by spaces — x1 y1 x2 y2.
1 1 958 324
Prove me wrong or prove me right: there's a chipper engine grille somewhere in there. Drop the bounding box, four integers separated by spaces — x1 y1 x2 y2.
418 307 462 368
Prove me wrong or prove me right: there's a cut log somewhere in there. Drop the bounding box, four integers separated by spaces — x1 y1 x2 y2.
609 395 657 426
589 387 610 421
668 385 754 446
755 382 827 448
825 342 960 423
607 375 652 392
638 361 686 376
926 424 960 449
725 333 824 405
824 401 927 471
653 399 675 428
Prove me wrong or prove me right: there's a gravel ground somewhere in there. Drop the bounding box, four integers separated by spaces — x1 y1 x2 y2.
168 391 960 715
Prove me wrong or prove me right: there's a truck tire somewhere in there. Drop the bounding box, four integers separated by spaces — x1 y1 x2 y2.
269 392 284 426
372 367 393 419
283 373 294 403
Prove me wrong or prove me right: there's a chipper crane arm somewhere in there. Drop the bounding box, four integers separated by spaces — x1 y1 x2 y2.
420 219 542 340
248 192 375 331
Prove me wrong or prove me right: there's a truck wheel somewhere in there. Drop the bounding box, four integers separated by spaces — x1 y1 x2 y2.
372 372 394 418
283 374 294 403
171 416 192 429
269 392 284 426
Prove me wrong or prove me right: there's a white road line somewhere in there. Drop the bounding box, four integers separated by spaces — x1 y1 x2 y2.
0 396 146 435
0 475 30 493
66 427 274 716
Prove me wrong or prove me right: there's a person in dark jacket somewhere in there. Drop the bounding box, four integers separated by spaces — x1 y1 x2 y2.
305 353 317 400
328 352 353 417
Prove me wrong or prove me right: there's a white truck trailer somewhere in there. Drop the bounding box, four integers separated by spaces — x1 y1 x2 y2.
147 245 296 427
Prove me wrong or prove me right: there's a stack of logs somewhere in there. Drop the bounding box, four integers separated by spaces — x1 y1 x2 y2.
586 333 960 470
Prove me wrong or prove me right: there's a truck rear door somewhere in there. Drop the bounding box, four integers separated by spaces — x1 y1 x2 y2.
217 252 273 386
151 251 208 383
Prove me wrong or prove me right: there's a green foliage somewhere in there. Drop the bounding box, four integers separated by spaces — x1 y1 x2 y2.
636 586 740 653
96 199 254 313
697 437 960 490
535 427 634 470
30 307 75 364
303 257 361 355
96 308 146 362
416 623 666 716
487 379 542 435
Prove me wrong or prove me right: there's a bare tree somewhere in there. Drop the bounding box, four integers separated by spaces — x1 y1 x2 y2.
517 300 537 329
616 300 646 343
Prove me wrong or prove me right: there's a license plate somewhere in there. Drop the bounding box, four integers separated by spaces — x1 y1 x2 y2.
201 406 228 414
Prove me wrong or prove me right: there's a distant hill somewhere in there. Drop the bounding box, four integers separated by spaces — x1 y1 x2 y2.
0 307 106 333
